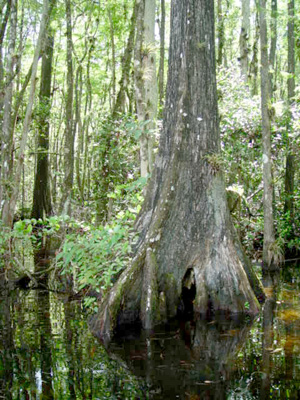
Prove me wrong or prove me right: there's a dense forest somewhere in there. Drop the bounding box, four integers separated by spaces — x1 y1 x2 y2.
0 0 299 323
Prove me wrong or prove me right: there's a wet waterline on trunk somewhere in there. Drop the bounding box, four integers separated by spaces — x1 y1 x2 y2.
1 263 300 399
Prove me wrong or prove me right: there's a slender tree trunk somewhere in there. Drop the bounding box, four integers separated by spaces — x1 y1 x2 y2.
108 7 116 109
75 65 84 202
158 0 165 108
134 0 158 177
249 2 259 96
269 0 277 97
1 0 51 227
82 52 92 198
113 0 140 115
239 0 250 80
284 0 295 221
31 32 54 219
0 0 16 218
91 0 262 342
60 0 74 215
217 0 225 66
0 2 11 207
259 0 276 270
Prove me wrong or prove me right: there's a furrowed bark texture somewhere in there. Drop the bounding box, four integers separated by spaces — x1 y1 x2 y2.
91 0 261 342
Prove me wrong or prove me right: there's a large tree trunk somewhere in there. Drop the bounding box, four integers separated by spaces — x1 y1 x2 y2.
91 0 262 342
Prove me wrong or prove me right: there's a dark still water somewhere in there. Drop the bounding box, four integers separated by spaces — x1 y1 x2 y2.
1 266 300 399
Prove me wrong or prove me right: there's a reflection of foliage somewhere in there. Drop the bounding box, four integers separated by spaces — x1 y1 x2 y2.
2 290 146 399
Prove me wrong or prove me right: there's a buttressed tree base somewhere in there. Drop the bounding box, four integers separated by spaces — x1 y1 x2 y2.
91 0 264 342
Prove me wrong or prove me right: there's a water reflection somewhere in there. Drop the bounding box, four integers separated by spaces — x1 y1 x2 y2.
108 317 252 399
1 260 300 399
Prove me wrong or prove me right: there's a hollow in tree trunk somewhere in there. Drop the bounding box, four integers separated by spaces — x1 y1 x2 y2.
91 0 263 342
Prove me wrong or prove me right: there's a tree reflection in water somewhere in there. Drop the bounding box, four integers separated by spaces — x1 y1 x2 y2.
1 259 300 399
109 316 253 399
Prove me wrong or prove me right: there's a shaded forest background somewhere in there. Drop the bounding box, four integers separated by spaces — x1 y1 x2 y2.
0 0 299 300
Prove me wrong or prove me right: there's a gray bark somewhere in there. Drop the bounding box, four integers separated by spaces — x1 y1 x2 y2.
31 32 54 220
91 0 262 343
239 0 250 80
0 0 16 217
249 1 259 96
259 0 276 269
113 0 140 116
158 0 165 108
284 0 295 221
134 0 158 177
60 0 74 215
1 0 51 227
269 0 277 97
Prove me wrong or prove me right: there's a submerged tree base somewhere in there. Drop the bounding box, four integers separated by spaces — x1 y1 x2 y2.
90 0 265 343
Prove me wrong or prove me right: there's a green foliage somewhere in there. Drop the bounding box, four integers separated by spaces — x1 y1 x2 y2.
55 178 145 307
218 64 300 259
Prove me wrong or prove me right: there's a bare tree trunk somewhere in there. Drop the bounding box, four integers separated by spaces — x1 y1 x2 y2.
60 0 74 215
268 0 277 97
259 0 276 270
108 7 116 109
249 2 259 96
1 0 51 227
91 0 262 343
75 64 84 202
113 0 139 116
284 0 295 222
0 1 11 207
158 0 165 108
217 0 225 66
31 32 54 219
134 0 158 177
0 0 16 218
239 0 250 80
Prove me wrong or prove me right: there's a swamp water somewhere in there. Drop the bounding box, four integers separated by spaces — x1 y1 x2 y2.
1 266 300 399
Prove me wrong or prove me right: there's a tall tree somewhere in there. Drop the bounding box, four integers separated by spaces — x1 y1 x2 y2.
269 0 277 97
158 0 165 108
92 0 262 341
31 32 54 219
60 0 74 215
249 2 260 95
239 0 250 80
284 0 295 222
217 0 225 66
113 0 140 115
134 0 158 177
1 0 52 227
0 0 16 218
259 0 276 269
